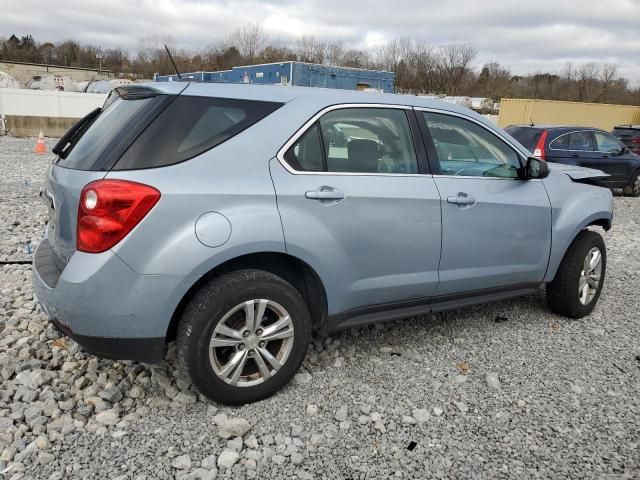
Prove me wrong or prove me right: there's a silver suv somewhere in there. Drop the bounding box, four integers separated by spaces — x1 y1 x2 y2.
33 83 613 404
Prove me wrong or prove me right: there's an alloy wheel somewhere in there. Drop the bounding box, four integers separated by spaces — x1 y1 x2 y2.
209 299 295 387
578 247 602 305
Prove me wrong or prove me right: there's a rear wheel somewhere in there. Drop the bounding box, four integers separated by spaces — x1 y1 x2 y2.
547 230 606 318
177 269 311 405
623 170 640 197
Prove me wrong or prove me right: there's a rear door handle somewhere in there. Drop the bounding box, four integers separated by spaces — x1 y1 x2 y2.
571 152 580 158
447 193 476 206
305 187 345 201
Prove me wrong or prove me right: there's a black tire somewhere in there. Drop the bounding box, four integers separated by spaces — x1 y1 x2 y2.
177 269 311 405
547 230 606 319
623 170 640 197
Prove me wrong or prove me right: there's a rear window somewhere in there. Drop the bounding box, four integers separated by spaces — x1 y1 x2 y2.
504 126 543 150
613 127 640 137
56 95 159 170
113 96 282 170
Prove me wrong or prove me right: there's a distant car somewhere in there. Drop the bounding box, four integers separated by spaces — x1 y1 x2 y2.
34 84 613 405
506 125 640 197
612 125 640 156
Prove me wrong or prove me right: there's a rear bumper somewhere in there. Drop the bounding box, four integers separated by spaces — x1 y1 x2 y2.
33 239 199 364
49 317 165 363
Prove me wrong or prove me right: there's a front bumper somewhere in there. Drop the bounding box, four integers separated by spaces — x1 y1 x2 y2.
32 239 198 363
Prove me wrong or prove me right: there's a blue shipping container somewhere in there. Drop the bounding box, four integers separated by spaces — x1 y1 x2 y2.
154 61 394 93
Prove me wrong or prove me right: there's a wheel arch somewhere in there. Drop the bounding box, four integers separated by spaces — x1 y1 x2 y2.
166 252 329 342
544 213 611 283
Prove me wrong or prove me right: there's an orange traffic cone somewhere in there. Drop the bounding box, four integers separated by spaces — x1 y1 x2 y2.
35 130 47 155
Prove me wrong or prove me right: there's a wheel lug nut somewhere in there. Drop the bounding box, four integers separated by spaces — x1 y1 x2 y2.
258 341 266 348
238 344 245 351
248 349 255 356
256 329 263 336
242 330 250 337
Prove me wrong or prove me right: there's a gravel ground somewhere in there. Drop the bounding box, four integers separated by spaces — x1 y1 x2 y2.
1 135 639 479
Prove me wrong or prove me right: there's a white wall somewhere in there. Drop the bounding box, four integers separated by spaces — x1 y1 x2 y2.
0 88 107 118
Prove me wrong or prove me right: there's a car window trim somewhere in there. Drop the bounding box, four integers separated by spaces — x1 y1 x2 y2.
593 131 626 153
276 103 427 177
414 107 528 181
548 129 622 153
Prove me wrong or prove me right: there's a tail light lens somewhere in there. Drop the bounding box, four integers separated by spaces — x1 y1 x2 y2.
533 130 548 160
77 179 160 253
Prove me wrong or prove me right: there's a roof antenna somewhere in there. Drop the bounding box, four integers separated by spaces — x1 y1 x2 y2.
164 44 182 80
529 116 535 127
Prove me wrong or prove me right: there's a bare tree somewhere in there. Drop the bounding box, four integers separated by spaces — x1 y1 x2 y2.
433 43 477 95
231 23 265 62
599 64 617 103
295 36 325 64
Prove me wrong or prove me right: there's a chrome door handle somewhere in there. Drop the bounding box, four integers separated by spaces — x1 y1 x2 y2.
305 187 345 201
447 193 476 205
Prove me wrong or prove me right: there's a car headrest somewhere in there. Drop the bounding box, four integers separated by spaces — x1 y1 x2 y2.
347 139 379 172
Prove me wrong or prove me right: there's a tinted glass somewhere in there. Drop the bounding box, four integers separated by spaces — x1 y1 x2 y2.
504 126 543 150
594 132 623 153
283 124 324 172
567 132 595 151
424 113 521 178
114 96 282 170
550 133 570 150
612 127 640 137
56 96 155 170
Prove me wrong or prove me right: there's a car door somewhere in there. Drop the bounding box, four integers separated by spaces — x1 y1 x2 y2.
585 131 632 185
548 130 595 166
270 105 442 315
417 110 552 296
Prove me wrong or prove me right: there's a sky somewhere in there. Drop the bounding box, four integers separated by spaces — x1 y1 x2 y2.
2 0 640 85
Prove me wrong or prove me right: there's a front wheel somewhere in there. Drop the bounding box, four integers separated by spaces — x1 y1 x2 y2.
623 170 640 197
177 269 311 405
547 230 606 319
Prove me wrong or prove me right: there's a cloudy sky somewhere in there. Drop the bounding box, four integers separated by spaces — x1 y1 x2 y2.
3 0 640 84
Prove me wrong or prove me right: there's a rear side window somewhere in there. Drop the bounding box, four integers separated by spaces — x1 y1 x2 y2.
551 131 596 151
114 96 282 170
283 124 324 172
283 108 418 174
550 133 569 150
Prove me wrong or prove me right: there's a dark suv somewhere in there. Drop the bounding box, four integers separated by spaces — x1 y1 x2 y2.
506 125 640 196
612 125 640 155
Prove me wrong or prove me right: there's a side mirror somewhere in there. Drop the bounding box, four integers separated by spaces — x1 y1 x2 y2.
524 156 550 179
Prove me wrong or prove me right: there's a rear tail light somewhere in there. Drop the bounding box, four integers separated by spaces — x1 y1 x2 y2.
533 130 548 160
77 179 160 253
631 139 640 144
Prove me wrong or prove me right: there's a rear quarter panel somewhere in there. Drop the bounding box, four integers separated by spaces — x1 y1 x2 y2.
104 94 340 278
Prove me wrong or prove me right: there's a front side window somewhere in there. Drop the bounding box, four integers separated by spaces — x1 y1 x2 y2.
594 132 623 153
284 108 418 174
423 112 521 178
